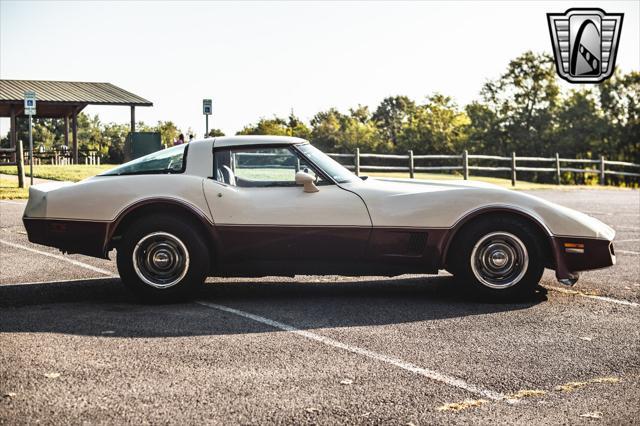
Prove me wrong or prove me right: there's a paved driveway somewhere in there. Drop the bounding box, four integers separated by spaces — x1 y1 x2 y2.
1 189 638 424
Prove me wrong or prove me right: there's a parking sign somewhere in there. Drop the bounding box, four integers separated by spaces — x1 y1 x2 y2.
24 91 36 115
203 99 212 115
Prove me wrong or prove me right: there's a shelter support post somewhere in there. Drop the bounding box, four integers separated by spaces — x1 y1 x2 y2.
9 108 17 162
64 116 70 147
72 112 78 164
130 105 136 134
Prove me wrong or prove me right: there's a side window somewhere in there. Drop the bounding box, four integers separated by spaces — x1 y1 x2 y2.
213 146 324 187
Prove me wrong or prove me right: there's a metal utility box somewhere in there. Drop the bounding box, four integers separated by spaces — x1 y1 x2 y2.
125 132 162 161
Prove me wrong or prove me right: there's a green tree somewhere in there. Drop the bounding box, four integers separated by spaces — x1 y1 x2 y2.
310 107 386 153
464 101 503 154
372 96 416 146
237 117 289 136
309 109 345 151
102 122 130 163
286 113 312 140
598 70 640 163
477 51 560 156
156 121 181 147
555 88 604 158
237 113 310 139
341 113 385 152
398 94 469 154
12 117 65 151
77 114 105 154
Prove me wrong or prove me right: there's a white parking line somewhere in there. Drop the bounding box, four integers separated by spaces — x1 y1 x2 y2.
615 226 640 231
617 249 640 255
547 286 639 308
195 300 507 401
3 276 116 286
584 212 639 217
2 237 635 349
0 200 26 206
585 294 640 307
0 239 115 276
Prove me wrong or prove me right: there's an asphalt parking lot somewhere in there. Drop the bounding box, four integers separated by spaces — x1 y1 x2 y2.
1 189 639 424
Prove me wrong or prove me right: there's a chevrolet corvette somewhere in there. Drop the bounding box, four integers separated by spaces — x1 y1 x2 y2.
23 136 616 300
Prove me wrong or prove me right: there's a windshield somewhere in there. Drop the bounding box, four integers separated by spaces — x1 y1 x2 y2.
100 144 187 176
296 143 358 184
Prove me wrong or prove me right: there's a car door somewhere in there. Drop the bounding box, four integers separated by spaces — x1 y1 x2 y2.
202 144 372 266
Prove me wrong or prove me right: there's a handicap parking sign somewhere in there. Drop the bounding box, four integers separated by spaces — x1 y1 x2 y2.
24 91 36 115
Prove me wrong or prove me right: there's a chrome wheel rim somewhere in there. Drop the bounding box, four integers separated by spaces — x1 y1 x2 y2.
470 232 529 289
132 232 190 289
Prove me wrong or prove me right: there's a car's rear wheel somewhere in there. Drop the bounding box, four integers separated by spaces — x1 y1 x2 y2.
450 216 545 300
116 214 209 302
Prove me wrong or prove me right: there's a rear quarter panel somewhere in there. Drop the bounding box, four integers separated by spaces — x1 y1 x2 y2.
34 174 212 222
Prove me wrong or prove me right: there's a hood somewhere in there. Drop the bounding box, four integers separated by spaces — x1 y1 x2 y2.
368 177 508 192
343 177 614 240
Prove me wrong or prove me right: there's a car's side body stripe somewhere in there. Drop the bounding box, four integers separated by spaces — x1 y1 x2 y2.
23 200 614 281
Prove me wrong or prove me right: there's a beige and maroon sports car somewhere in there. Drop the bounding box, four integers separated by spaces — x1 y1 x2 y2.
23 136 616 301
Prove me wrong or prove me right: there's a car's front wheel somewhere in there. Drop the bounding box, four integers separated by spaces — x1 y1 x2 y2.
116 214 209 302
450 216 545 300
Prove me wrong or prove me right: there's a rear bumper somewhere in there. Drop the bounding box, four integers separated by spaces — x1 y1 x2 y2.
23 217 110 259
551 236 615 281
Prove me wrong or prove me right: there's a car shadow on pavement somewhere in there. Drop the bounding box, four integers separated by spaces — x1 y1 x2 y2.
0 276 547 338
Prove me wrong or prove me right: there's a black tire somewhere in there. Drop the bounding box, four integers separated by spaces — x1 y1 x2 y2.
449 216 545 300
116 214 210 302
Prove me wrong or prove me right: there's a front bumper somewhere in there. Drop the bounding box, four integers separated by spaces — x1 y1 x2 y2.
551 236 616 283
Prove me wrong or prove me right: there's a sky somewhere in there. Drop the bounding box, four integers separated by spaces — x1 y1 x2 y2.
1 1 638 137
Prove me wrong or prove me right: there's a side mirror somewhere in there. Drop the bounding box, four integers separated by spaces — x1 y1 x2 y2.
295 171 319 193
